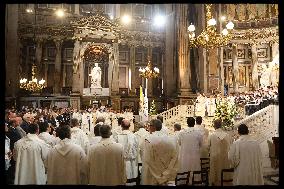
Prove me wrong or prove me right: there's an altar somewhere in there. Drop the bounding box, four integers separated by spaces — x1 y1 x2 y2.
83 87 110 96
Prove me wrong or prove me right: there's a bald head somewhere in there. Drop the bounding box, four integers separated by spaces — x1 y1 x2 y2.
121 119 130 130
11 117 23 127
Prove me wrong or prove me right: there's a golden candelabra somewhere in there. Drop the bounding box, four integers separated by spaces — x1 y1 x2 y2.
188 4 234 49
139 56 159 78
20 65 46 92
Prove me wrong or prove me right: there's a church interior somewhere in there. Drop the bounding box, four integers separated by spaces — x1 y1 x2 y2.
5 4 279 185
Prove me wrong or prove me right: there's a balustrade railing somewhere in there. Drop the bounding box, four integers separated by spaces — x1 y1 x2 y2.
233 105 279 143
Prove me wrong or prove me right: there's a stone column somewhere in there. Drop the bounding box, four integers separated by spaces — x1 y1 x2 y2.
129 43 136 95
196 4 207 94
74 4 80 15
5 4 19 98
54 39 63 94
251 43 259 90
232 44 239 93
176 4 193 104
147 46 153 97
271 41 279 59
110 42 120 111
35 38 43 76
164 4 177 97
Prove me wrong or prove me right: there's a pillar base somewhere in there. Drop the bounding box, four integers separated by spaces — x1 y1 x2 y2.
70 92 81 110
110 95 121 112
177 89 196 105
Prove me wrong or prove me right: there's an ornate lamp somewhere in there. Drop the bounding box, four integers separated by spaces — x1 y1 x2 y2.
139 56 159 78
188 4 234 49
20 6 46 92
20 65 46 92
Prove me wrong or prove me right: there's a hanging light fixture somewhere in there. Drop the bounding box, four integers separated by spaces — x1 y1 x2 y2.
19 5 46 92
20 65 46 92
188 4 234 49
139 56 159 78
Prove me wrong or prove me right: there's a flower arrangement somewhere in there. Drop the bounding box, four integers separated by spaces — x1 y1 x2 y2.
214 98 238 130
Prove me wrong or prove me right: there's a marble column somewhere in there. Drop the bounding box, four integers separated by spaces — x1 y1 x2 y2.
54 39 63 94
110 42 120 111
147 46 153 97
232 44 239 93
5 4 19 98
35 38 43 76
271 41 279 59
74 4 80 15
176 4 192 101
164 4 177 97
251 43 259 90
129 43 136 95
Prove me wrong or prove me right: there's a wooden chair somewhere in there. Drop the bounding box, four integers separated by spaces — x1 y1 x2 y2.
126 163 143 185
200 158 210 171
221 168 234 186
175 171 190 185
192 170 208 186
126 177 139 185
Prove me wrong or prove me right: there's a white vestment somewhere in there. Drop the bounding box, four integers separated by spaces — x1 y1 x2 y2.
72 112 82 123
124 112 134 132
71 127 90 154
228 135 264 185
195 95 207 117
160 124 170 136
208 128 232 186
206 98 216 117
112 126 122 138
134 128 149 163
194 124 209 158
81 112 94 135
178 127 202 184
114 130 139 179
46 138 88 184
142 131 179 185
88 138 127 185
38 132 57 147
14 134 50 185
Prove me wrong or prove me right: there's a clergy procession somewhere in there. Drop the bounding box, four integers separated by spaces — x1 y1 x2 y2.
5 101 265 186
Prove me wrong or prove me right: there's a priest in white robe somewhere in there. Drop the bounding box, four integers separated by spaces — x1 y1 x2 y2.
208 119 233 186
194 116 209 158
81 110 94 135
70 118 90 154
112 117 124 138
195 93 207 117
13 123 50 185
88 124 127 185
113 119 139 181
38 122 57 147
134 122 149 164
141 119 179 185
157 115 170 136
71 108 82 125
228 124 264 185
88 123 102 147
178 117 202 184
206 95 216 117
46 125 88 184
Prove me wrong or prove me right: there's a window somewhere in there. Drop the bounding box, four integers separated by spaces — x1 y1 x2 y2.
144 5 152 19
133 4 144 17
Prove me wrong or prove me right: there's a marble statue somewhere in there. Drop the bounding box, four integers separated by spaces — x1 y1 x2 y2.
89 63 102 88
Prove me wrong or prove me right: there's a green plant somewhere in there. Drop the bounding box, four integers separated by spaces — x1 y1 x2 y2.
149 100 157 115
214 98 238 130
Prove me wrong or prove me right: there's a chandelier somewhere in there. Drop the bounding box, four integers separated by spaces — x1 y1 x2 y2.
188 4 234 49
139 56 159 78
20 65 46 92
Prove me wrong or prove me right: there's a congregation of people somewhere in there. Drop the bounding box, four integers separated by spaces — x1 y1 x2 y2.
195 86 278 117
5 103 265 185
